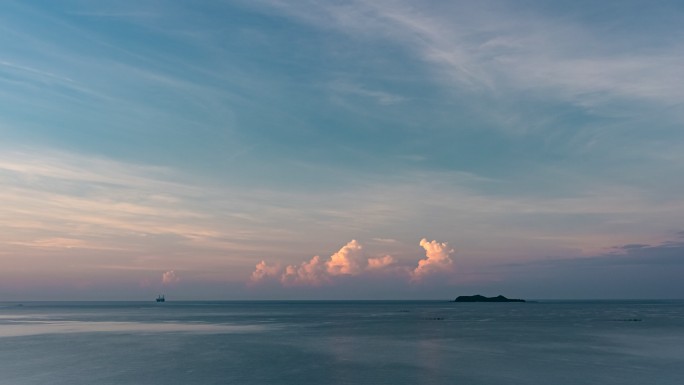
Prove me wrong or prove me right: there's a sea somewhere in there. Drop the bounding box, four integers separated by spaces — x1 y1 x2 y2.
1 300 683 385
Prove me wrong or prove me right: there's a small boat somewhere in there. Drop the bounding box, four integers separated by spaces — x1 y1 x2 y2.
156 295 165 302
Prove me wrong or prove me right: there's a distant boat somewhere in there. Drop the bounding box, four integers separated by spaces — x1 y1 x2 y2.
156 295 165 302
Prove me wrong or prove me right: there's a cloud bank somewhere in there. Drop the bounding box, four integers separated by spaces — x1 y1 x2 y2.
249 238 454 287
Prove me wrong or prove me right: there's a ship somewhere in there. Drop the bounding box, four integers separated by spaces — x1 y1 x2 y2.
156 294 165 302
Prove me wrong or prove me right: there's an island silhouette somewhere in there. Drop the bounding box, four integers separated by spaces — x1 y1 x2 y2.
454 294 526 303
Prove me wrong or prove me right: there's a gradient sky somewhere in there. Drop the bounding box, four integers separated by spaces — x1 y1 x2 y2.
1 0 683 300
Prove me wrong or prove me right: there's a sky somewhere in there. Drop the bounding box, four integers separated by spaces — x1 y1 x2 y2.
1 0 683 300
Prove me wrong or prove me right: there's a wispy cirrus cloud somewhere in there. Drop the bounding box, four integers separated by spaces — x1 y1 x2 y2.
246 0 684 128
0 150 208 240
0 148 312 280
328 80 406 106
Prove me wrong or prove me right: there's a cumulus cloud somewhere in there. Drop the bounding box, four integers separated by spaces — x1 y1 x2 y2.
249 238 454 287
326 239 363 275
411 239 455 281
250 260 280 283
281 255 329 286
250 239 381 286
367 255 395 270
162 270 180 285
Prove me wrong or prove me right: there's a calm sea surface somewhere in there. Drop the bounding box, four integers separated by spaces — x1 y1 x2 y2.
1 300 683 384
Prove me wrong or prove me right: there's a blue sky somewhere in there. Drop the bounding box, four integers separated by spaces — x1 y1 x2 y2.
1 0 683 300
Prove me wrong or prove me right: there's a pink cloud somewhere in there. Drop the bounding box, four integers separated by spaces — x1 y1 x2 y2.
281 255 329 286
411 239 455 281
250 260 280 284
326 239 363 275
162 270 180 285
249 238 457 287
367 255 395 270
249 240 368 286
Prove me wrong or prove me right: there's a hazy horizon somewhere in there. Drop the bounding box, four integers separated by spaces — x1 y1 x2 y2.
5 292 684 303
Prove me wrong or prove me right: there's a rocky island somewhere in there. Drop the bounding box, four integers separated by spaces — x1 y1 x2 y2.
454 294 526 303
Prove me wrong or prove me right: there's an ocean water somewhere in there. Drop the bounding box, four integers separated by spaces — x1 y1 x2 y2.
1 300 683 384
